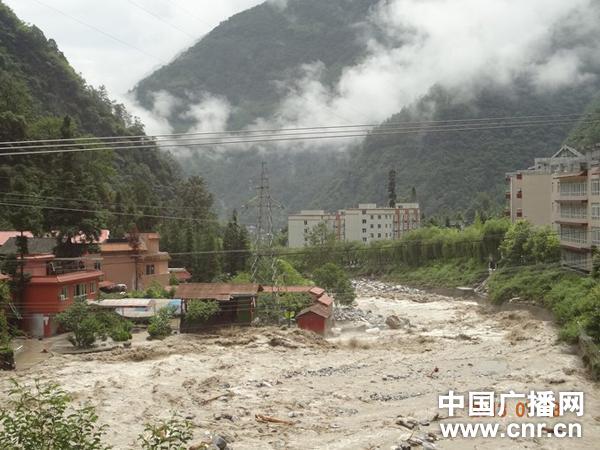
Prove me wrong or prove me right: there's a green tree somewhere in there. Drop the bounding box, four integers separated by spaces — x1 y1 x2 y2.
185 300 219 323
312 262 355 305
147 306 175 340
499 221 560 266
410 186 417 203
388 169 397 207
56 299 100 349
222 210 250 276
0 380 110 450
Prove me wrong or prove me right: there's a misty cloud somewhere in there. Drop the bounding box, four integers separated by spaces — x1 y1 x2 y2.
260 0 600 133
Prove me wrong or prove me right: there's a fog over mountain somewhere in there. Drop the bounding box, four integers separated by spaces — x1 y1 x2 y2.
135 0 600 136
132 0 600 220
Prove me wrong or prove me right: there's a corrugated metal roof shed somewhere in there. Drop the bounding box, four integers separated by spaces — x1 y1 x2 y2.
91 298 156 308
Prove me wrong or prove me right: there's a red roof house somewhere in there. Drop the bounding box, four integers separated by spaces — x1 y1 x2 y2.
296 303 333 335
18 254 103 338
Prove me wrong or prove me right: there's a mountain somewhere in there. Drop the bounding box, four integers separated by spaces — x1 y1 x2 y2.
0 1 182 236
315 82 600 219
133 0 378 130
132 0 600 222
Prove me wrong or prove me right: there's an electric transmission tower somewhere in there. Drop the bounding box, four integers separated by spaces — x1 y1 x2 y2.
244 161 283 285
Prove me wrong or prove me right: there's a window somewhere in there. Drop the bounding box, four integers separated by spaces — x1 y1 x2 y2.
592 227 600 246
362 219 367 224
89 282 96 294
593 179 600 196
94 261 102 271
377 233 381 238
59 286 68 301
362 228 367 233
370 233 374 238
378 215 381 219
146 264 155 275
304 220 308 225
304 228 309 233
592 203 600 220
561 203 588 219
378 224 381 229
370 215 374 219
559 181 587 197
560 226 587 245
370 224 374 229
75 283 87 299
362 238 367 242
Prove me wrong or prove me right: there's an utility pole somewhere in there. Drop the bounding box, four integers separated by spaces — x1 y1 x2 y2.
245 161 282 284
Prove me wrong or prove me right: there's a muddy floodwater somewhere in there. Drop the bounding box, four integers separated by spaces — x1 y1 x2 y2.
2 281 599 449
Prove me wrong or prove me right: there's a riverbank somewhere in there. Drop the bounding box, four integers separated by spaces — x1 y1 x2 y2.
2 280 599 449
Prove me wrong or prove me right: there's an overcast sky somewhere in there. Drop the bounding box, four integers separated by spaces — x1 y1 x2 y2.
4 0 263 98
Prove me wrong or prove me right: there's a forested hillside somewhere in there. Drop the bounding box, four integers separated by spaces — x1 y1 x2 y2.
132 0 600 220
314 82 600 218
133 0 377 130
0 1 197 249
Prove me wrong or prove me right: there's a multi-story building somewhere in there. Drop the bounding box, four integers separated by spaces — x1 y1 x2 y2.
505 145 586 226
506 144 600 272
19 254 103 338
288 203 420 248
552 165 600 272
287 210 342 248
99 232 171 291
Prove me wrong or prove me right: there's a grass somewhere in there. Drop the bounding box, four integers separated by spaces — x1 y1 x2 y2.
383 258 487 288
488 267 600 343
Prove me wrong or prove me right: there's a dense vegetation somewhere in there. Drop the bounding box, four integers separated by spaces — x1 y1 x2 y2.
133 0 600 220
315 82 600 216
134 0 377 130
0 2 230 283
0 380 194 449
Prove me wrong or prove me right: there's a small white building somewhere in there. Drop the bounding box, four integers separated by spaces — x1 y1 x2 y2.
288 203 421 248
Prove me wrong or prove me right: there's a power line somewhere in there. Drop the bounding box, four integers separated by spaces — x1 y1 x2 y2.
0 201 220 223
0 191 221 215
29 0 161 62
0 112 591 146
0 118 595 157
127 0 197 39
0 116 591 152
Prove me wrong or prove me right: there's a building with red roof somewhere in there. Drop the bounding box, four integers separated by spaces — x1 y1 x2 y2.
17 254 103 338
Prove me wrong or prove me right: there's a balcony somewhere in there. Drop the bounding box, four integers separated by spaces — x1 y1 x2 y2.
46 260 89 276
555 216 588 226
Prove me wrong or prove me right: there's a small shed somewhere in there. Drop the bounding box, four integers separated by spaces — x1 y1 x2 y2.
89 298 183 320
296 303 333 335
175 283 261 327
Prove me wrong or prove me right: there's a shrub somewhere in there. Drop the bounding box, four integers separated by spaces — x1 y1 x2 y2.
56 299 100 349
137 415 193 450
0 380 110 449
312 262 355 305
109 324 132 342
185 300 219 323
256 292 313 325
148 306 175 340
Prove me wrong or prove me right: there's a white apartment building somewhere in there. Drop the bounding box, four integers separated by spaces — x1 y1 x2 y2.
288 203 420 248
287 210 343 248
